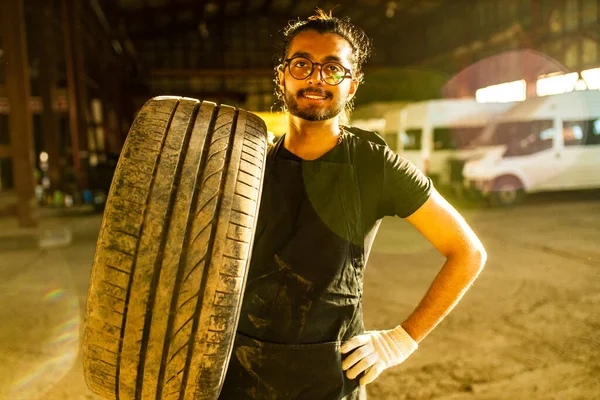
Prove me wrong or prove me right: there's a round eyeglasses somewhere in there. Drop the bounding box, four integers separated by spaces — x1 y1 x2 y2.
284 57 353 86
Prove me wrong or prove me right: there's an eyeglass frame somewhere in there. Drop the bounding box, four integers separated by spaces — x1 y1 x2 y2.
282 57 354 86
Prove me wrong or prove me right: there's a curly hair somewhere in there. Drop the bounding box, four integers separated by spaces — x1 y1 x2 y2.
273 9 374 121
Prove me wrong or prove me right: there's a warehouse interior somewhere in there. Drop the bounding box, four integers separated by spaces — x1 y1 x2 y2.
2 0 599 226
1 2 600 399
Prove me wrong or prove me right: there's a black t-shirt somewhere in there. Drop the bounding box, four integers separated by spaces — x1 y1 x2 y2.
239 127 433 342
275 126 432 239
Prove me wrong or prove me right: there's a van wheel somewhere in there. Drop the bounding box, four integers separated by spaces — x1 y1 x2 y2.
489 176 525 207
82 96 267 400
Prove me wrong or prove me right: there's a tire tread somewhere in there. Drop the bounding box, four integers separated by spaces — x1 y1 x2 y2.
83 99 267 400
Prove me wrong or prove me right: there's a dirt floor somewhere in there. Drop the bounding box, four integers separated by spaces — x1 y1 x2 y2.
1 191 599 400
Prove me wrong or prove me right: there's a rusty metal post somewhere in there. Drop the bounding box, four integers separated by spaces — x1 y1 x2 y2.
61 0 89 190
0 0 37 227
37 1 63 191
525 0 543 98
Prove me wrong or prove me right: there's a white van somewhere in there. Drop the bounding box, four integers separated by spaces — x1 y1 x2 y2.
350 118 387 135
463 90 600 206
350 101 410 147
386 99 513 187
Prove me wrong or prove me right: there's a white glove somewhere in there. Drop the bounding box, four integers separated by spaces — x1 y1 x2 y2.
340 325 418 385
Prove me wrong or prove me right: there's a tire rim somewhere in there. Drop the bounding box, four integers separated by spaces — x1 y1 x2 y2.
497 182 519 204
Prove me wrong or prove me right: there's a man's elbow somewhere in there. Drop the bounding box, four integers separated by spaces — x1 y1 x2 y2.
473 245 487 270
466 242 487 275
449 242 487 272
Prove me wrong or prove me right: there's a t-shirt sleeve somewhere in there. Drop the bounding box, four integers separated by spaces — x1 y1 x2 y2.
379 146 433 218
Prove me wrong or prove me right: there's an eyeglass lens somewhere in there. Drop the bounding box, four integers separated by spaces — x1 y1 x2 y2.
288 57 347 85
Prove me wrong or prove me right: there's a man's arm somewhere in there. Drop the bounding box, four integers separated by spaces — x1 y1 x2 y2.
402 188 487 342
341 188 486 385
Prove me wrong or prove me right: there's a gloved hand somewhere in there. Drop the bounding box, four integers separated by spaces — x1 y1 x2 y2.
340 325 418 385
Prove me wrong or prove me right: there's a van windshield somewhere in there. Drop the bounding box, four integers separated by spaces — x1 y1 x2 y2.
481 120 555 156
433 127 484 150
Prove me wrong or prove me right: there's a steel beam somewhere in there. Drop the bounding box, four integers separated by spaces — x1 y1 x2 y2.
150 68 274 77
37 1 63 191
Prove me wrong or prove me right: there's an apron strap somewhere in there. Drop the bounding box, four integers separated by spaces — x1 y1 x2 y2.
341 128 366 263
339 128 367 341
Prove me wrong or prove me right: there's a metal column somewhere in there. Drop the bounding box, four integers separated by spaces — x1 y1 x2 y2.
62 0 89 190
0 0 37 227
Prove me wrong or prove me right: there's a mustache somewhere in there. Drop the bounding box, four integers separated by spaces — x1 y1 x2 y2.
297 88 333 98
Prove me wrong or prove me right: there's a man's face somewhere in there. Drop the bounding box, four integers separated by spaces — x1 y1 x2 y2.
279 30 358 122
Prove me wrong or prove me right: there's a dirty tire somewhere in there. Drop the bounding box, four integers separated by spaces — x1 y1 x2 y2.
83 96 268 400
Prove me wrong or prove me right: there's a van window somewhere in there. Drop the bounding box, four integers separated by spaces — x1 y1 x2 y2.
562 121 584 146
433 127 483 150
563 119 600 146
590 119 600 146
500 120 555 157
402 129 422 150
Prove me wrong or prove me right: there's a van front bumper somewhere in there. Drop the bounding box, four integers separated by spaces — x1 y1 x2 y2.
464 178 494 195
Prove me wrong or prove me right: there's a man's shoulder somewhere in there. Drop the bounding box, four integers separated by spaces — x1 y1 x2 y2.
343 125 388 148
343 126 394 174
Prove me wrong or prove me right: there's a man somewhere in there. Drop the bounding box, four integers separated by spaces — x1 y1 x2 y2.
219 10 486 400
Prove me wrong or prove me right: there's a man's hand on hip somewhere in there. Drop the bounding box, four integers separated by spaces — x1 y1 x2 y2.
340 326 418 385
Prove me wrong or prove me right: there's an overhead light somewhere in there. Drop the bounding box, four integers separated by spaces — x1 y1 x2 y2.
386 1 397 18
476 80 526 103
536 72 578 96
111 40 123 55
198 21 209 38
575 78 588 91
205 2 218 15
581 67 600 90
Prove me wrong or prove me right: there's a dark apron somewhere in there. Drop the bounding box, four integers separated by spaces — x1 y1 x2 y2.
219 133 367 400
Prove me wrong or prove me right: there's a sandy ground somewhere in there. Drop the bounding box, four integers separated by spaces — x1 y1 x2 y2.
0 191 599 400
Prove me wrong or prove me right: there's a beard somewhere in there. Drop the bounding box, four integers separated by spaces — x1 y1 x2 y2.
284 86 346 121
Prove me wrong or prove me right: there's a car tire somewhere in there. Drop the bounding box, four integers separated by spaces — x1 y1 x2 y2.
82 96 267 400
489 175 525 207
